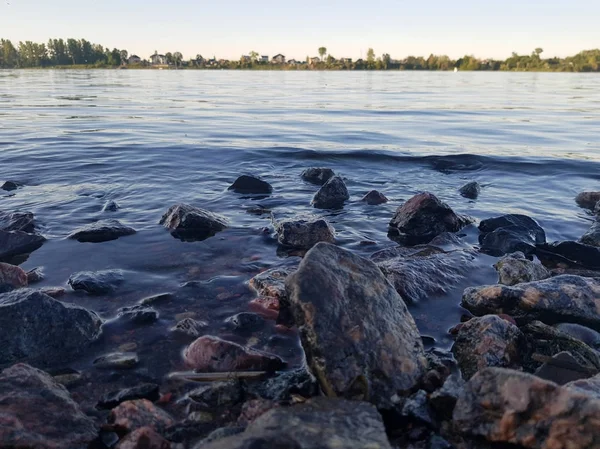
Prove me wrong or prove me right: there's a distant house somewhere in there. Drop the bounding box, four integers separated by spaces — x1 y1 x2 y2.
241 55 251 63
309 57 321 65
207 58 217 66
128 55 142 64
149 52 167 65
342 58 352 64
287 58 298 65
260 55 269 62
272 54 286 64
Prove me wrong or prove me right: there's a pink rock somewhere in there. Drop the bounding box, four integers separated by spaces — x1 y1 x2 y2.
108 400 174 436
116 426 171 449
0 262 27 289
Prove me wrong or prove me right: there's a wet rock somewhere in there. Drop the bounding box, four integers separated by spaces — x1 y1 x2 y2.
300 167 335 185
68 219 136 243
115 426 171 449
429 374 466 420
555 322 600 350
452 315 524 379
388 192 471 245
458 181 481 199
108 399 175 436
140 292 173 306
0 210 36 233
68 269 125 295
159 204 228 241
566 373 600 400
274 215 335 249
493 251 550 286
26 266 44 284
0 363 98 449
201 398 392 449
1 180 21 191
536 240 600 270
103 200 120 212
285 242 427 409
534 351 592 385
478 214 546 256
581 220 600 247
246 204 271 215
0 289 102 367
0 229 46 260
184 336 285 372
311 175 349 209
0 261 28 290
401 390 435 427
196 426 246 446
98 384 161 410
40 286 66 298
362 190 388 205
117 305 159 325
575 191 600 209
595 201 600 215
249 267 291 300
237 399 278 426
94 352 139 370
52 368 83 387
187 380 243 410
244 366 318 402
225 312 266 332
228 175 273 194
453 367 600 448
462 275 600 330
171 317 208 337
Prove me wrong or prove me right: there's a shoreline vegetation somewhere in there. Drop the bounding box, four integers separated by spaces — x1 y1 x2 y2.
1 38 600 72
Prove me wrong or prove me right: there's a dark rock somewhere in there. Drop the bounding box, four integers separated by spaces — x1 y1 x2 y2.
458 181 481 199
401 390 435 427
243 366 318 402
581 221 600 247
536 240 600 270
249 267 291 300
40 287 66 298
285 242 427 409
187 380 243 410
171 317 208 337
26 266 44 284
362 190 388 205
195 426 246 446
237 399 278 426
98 383 160 410
68 219 136 243
0 363 98 449
94 352 139 370
452 315 524 379
595 201 600 215
0 261 28 290
427 436 454 449
534 351 591 385
388 192 471 245
274 215 335 249
1 180 22 191
453 367 600 449
0 210 36 233
0 229 46 260
68 269 125 294
228 175 273 194
246 205 271 215
462 275 600 331
555 322 600 350
311 175 350 209
575 191 600 209
429 375 465 420
108 399 175 436
225 312 266 332
184 335 285 372
140 292 173 305
117 305 159 325
103 200 120 212
478 214 546 256
159 204 228 241
300 167 335 185
115 426 171 449
493 251 550 286
0 289 102 367
566 373 600 400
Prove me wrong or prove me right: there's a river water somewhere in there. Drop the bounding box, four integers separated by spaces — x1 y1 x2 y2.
1 70 599 399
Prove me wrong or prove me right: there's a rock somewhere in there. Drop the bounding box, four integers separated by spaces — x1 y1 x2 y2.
237 399 278 426
595 201 600 215
0 261 28 290
246 205 271 215
536 240 600 270
249 267 291 300
285 242 427 409
401 390 435 427
94 352 139 370
200 398 392 449
453 367 600 448
388 192 471 245
195 426 246 446
554 322 600 350
0 229 46 260
300 167 335 185
452 315 524 379
117 305 159 325
108 399 175 436
311 175 349 209
98 384 161 410
576 191 600 209
68 219 136 243
68 269 125 294
244 366 318 402
171 317 208 337
362 190 388 205
478 214 546 256
103 200 120 212
40 287 66 298
115 426 171 449
566 373 600 400
52 368 83 387
228 175 273 194
160 204 228 241
429 374 466 420
462 275 600 331
274 215 335 249
0 363 98 449
534 351 592 385
184 336 285 372
0 210 36 233
26 266 44 284
581 221 600 247
225 312 266 332
493 252 550 286
1 180 21 191
459 181 481 199
187 380 243 410
0 289 102 367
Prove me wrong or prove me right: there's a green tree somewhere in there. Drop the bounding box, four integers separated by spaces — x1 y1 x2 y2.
0 39 19 67
66 38 82 64
366 48 375 68
165 52 173 65
318 46 327 61
249 50 259 62
120 49 128 65
173 52 183 68
535 48 543 57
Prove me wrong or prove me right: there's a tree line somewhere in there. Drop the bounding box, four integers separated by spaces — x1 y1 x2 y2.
1 38 599 72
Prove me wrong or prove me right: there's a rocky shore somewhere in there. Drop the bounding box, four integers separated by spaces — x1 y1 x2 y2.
1 172 600 449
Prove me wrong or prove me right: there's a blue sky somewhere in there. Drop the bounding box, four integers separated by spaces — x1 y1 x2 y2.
1 0 599 60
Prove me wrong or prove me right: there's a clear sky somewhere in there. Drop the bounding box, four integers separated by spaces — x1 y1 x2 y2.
1 0 599 60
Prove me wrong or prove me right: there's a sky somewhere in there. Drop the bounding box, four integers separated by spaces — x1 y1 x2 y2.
1 0 599 60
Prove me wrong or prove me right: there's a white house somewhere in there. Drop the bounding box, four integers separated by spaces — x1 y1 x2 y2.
272 54 286 64
128 55 142 64
149 52 167 65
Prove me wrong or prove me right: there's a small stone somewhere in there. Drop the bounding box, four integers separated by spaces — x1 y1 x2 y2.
0 262 28 290
243 366 318 402
53 369 83 387
68 219 136 243
160 204 228 241
225 312 266 332
140 293 173 305
0 210 36 233
237 399 278 426
246 205 272 215
493 252 550 286
187 411 214 423
576 191 600 209
108 399 174 436
300 167 335 185
1 180 21 191
362 190 389 205
478 214 546 256
26 267 44 284
117 305 159 325
429 374 465 420
228 175 273 194
119 342 138 352
39 287 65 298
0 230 46 260
98 384 161 410
188 380 243 410
115 426 171 449
249 267 291 300
94 352 139 370
581 220 600 247
458 181 481 199
103 200 120 212
312 175 349 209
171 318 208 338
68 269 125 295
401 390 435 427
274 215 335 249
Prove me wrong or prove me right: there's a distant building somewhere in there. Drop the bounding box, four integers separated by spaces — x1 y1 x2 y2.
241 55 251 62
272 54 286 64
128 55 142 64
342 58 352 63
149 52 167 65
309 57 321 65
287 58 298 64
260 55 269 62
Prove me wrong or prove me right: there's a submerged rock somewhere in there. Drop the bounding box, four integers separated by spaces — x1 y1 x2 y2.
108 399 174 436
274 215 335 249
285 242 427 409
117 305 159 325
225 312 266 332
0 363 98 449
458 181 481 199
453 367 600 449
98 384 160 410
362 190 389 205
575 191 600 209
115 426 171 449
493 251 550 286
94 352 139 370
0 229 46 260
68 269 125 295
312 175 350 209
0 262 28 290
68 219 136 243
1 180 21 191
249 267 291 300
0 289 102 367
388 192 471 245
187 380 243 410
581 221 600 247
478 214 546 256
103 200 120 212
159 204 228 241
536 240 600 270
26 266 44 284
0 210 36 233
300 167 335 185
228 175 273 194
171 317 208 338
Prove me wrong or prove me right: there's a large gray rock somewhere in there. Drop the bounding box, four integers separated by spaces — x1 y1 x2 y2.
285 242 427 410
0 210 36 233
0 363 98 449
67 219 136 243
478 214 546 256
160 204 228 241
274 215 335 250
493 252 550 286
581 221 600 247
0 289 102 367
0 229 46 260
312 175 350 209
576 191 600 210
536 240 600 270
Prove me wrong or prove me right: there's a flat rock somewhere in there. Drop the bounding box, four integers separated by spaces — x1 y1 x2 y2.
462 275 600 331
160 204 228 241
0 229 46 260
453 367 600 449
478 214 546 256
285 242 427 409
117 305 159 325
115 426 171 449
576 191 600 209
0 210 36 233
0 261 28 290
184 335 285 372
312 175 350 209
534 351 591 385
94 352 139 370
0 363 98 449
68 219 136 243
1 180 21 191
108 399 175 436
98 383 160 410
0 289 102 367
388 192 471 245
228 175 273 194
68 269 125 295
581 221 600 247
249 267 291 300
274 215 335 249
536 240 600 270
300 167 335 185
362 190 389 205
452 315 525 379
459 181 481 199
493 251 550 286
